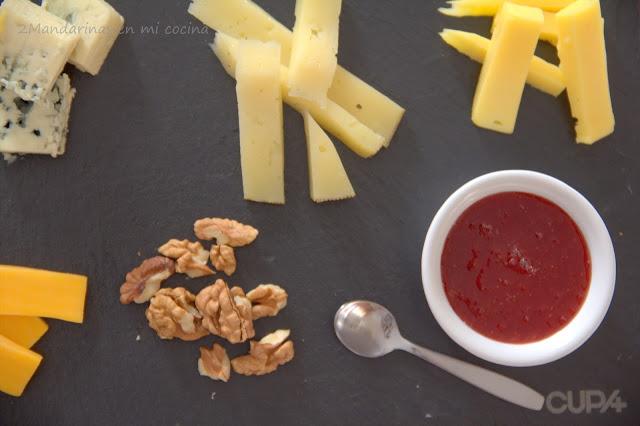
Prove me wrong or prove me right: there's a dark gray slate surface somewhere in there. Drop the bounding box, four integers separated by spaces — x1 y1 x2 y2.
0 0 638 425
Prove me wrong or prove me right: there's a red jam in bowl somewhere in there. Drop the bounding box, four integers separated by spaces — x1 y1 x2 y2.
441 192 591 343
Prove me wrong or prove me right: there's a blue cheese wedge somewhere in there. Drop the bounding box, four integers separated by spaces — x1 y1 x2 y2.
0 0 79 101
43 0 124 75
0 73 75 157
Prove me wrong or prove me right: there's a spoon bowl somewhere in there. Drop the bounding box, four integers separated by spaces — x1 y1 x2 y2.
334 300 401 358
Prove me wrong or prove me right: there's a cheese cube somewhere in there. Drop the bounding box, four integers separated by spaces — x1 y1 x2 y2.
0 73 75 157
0 316 48 349
471 3 543 134
43 0 124 75
556 0 614 144
0 0 79 101
189 0 405 148
0 265 88 323
440 0 575 16
0 334 43 397
440 29 564 97
212 33 384 158
288 0 342 107
235 40 285 204
303 111 355 202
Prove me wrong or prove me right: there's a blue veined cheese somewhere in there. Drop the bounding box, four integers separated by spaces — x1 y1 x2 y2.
0 0 79 101
0 73 75 157
43 0 124 75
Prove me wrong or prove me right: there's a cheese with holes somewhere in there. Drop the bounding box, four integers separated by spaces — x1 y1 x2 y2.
303 111 354 202
0 316 48 349
0 265 88 323
212 33 384 158
0 73 75 157
288 0 341 107
0 0 79 101
440 29 564 97
472 3 543 134
43 0 124 75
556 0 614 144
440 0 575 16
235 40 285 204
189 0 404 147
0 334 43 397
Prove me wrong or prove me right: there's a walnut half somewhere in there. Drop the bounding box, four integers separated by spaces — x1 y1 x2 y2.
158 239 214 278
231 329 294 376
246 284 288 319
198 343 231 382
146 288 209 341
210 244 236 276
120 257 175 304
194 218 258 247
195 279 255 344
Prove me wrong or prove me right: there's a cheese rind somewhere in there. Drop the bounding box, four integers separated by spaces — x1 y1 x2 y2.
0 265 88 323
288 0 341 107
440 0 575 16
235 40 285 204
43 0 124 75
0 334 43 397
0 73 75 157
212 33 384 158
0 0 79 101
440 29 564 97
0 316 48 349
471 3 543 134
556 0 614 144
189 0 404 148
303 111 355 202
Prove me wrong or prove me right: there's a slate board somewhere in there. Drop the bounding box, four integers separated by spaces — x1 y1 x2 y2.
1 0 639 425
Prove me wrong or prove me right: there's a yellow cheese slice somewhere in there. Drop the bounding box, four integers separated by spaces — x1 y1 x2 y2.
0 265 88 323
491 10 558 45
556 0 614 144
303 111 355 202
0 316 48 348
212 33 384 158
288 0 342 107
188 0 404 148
472 3 543 134
440 0 575 16
0 334 43 397
235 40 285 204
440 29 564 97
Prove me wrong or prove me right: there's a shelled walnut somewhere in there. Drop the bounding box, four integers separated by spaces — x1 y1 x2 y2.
231 330 295 376
198 343 231 382
146 288 209 341
210 244 236 276
195 279 255 344
120 257 175 304
246 284 288 319
158 239 214 278
194 218 258 247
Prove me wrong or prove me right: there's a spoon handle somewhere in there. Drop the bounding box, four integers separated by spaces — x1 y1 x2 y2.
400 341 544 411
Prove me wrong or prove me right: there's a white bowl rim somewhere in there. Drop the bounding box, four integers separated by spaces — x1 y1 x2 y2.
421 170 616 367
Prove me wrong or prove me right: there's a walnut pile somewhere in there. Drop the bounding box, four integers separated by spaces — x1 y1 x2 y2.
145 288 209 341
246 284 288 319
158 239 213 278
231 330 295 376
120 216 296 383
198 343 231 382
195 279 255 344
194 218 259 247
120 257 175 304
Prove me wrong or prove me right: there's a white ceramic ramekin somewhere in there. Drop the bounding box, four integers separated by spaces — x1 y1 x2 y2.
421 170 616 367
